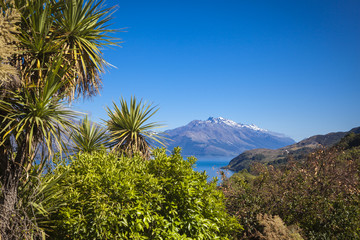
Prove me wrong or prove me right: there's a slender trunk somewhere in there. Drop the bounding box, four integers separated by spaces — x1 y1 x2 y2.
0 143 27 240
0 161 21 240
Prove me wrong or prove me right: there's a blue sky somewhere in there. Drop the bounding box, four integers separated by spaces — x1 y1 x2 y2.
74 0 360 141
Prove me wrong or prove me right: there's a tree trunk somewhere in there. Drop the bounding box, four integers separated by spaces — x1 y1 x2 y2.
0 143 27 240
0 162 21 240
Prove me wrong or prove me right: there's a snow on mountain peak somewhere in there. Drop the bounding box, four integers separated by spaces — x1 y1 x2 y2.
245 124 266 132
206 117 236 126
205 117 267 132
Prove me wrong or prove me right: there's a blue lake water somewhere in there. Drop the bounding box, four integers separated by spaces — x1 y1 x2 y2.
192 157 235 182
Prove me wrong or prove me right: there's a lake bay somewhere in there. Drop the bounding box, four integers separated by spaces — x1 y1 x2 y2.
192 158 235 182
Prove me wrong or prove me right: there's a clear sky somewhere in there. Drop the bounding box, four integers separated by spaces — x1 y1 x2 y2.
74 0 360 142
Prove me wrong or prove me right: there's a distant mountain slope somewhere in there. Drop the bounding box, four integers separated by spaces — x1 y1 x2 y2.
224 126 360 172
164 117 295 157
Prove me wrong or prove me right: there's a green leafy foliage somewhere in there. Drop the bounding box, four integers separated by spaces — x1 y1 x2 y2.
49 148 241 239
337 132 360 150
222 145 360 239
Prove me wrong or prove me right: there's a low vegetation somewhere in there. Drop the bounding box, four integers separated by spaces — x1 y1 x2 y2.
46 148 240 239
221 134 360 239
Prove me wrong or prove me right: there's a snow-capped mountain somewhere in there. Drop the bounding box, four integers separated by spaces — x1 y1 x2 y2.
205 117 267 132
164 117 295 157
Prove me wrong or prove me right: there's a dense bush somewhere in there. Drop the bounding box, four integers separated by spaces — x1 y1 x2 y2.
222 146 360 239
48 148 240 239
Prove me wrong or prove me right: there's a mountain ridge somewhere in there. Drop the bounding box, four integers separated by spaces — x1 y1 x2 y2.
224 126 360 172
164 117 295 157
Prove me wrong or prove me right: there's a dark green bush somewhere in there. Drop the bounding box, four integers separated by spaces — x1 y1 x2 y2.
49 148 241 239
337 132 360 150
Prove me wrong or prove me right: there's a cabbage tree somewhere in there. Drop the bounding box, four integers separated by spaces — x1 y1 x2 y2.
0 0 119 237
71 115 109 154
0 59 78 238
105 97 166 159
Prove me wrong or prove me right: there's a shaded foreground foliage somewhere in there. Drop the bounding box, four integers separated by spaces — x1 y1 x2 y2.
222 135 360 239
47 148 241 239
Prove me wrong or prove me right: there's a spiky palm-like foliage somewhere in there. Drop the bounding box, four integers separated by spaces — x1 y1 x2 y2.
14 166 68 239
105 97 166 159
0 59 78 238
56 0 119 98
0 0 119 237
2 0 120 99
0 60 78 166
71 115 109 154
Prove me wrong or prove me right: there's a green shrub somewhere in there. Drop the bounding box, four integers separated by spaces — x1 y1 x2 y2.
49 148 241 239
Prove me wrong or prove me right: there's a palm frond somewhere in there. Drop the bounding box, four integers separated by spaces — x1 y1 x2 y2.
17 165 69 237
0 57 79 166
55 0 121 99
4 0 121 99
71 115 109 154
105 96 167 159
